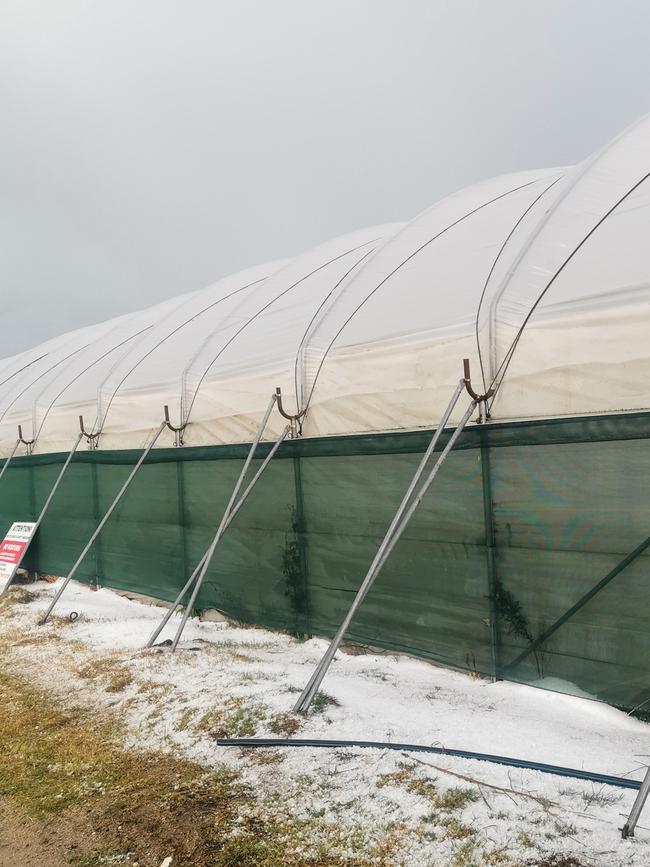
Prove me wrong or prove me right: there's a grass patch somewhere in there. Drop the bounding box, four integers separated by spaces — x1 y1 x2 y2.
177 706 197 731
311 690 340 714
137 678 167 695
441 817 475 841
452 840 477 866
0 585 38 614
48 613 80 628
197 697 268 738
77 657 120 679
579 788 622 808
0 624 65 648
77 656 134 694
12 587 38 604
378 765 479 814
241 749 285 767
0 670 390 866
552 820 578 838
377 764 479 850
525 858 588 867
226 649 260 664
268 711 301 736
105 670 134 693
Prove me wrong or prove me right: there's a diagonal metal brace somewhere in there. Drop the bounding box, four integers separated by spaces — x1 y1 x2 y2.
622 764 650 838
167 392 280 650
1 431 84 595
145 423 290 648
39 420 167 624
0 439 20 486
502 533 650 676
293 369 479 715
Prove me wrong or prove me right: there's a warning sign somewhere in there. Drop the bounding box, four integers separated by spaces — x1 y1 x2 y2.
0 522 37 593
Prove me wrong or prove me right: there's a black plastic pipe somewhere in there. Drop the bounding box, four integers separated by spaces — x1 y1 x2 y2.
217 737 641 791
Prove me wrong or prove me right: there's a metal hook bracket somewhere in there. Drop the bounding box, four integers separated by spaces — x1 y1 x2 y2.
463 359 494 422
163 405 187 447
17 425 35 456
275 387 307 439
79 415 100 450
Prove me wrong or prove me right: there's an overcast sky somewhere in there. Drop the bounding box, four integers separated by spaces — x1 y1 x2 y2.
1 0 649 357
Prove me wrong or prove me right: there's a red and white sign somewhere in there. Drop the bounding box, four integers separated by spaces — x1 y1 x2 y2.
0 522 37 592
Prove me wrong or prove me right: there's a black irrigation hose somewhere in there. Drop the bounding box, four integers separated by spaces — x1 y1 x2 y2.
217 737 641 791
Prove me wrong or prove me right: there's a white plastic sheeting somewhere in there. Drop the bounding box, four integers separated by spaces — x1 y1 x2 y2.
2 112 650 455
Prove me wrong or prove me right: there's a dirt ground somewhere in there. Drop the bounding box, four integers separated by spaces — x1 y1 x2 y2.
0 799 94 867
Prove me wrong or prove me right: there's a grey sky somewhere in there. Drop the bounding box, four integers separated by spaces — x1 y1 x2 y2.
1 0 649 357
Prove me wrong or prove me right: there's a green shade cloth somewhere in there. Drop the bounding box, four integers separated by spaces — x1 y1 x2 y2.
2 410 649 711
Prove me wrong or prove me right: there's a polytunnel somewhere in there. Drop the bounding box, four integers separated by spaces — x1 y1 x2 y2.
2 112 650 712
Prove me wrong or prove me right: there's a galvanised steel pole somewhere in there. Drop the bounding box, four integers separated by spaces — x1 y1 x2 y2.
1 432 84 595
293 393 476 714
169 394 278 650
145 424 289 648
622 765 650 838
39 421 167 623
0 439 20 487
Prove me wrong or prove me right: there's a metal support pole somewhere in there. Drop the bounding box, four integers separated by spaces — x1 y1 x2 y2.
168 395 280 650
39 421 166 623
0 439 20 487
1 431 84 595
146 550 209 647
293 393 477 714
358 386 468 593
90 461 102 584
145 423 289 648
290 453 311 636
480 430 501 681
176 460 189 589
502 532 650 676
622 764 650 838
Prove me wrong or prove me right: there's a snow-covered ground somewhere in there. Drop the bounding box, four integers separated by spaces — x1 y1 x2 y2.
2 579 650 866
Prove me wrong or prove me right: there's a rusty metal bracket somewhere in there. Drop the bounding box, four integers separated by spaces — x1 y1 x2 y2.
163 405 187 447
275 387 306 439
463 359 494 419
17 424 35 455
79 415 100 450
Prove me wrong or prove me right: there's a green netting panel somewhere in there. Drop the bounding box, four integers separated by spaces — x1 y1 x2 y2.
1 411 650 711
491 436 650 708
300 448 490 672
